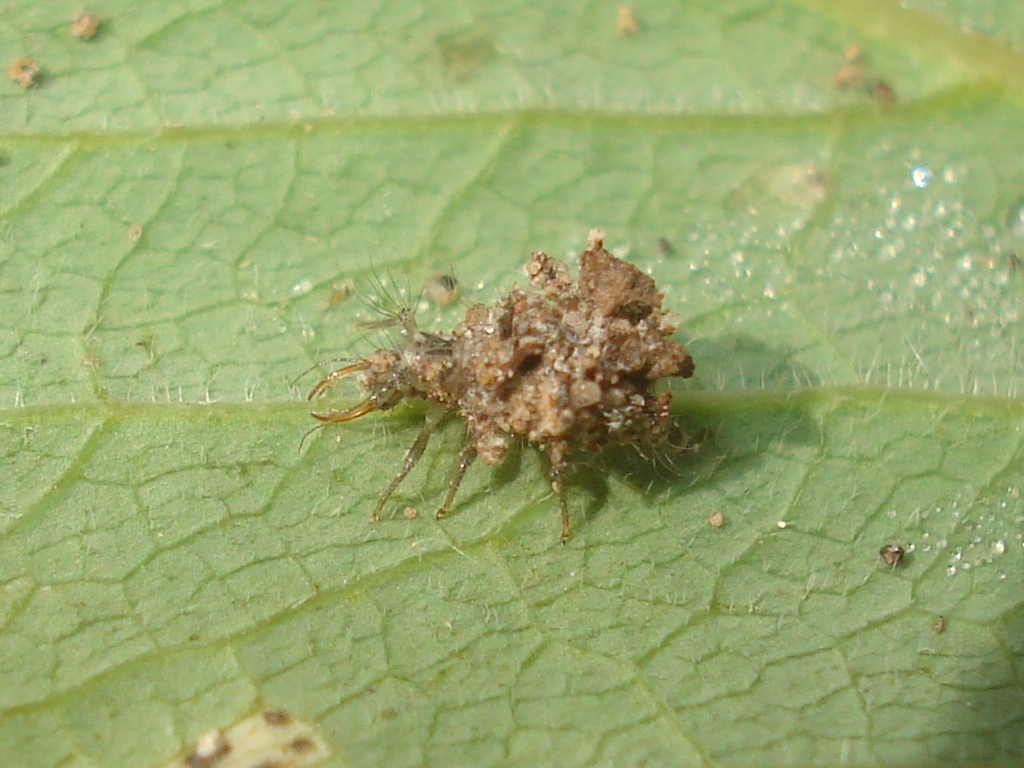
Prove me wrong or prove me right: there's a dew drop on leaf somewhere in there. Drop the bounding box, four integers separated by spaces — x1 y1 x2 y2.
910 165 933 188
1007 197 1024 240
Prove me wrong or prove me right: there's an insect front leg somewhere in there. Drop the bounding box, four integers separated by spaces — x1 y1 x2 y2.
372 407 444 520
436 442 477 519
546 441 571 543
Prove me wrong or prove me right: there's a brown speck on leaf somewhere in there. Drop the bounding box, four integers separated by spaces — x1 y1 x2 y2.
8 57 40 87
136 334 156 361
833 62 864 90
289 737 316 753
831 46 895 103
127 223 143 241
706 511 724 528
381 707 399 720
656 237 674 256
870 80 896 103
435 29 496 81
425 273 460 306
305 229 695 542
402 506 418 519
616 4 638 35
326 279 351 306
880 544 905 567
71 11 100 40
262 709 292 726
934 615 946 635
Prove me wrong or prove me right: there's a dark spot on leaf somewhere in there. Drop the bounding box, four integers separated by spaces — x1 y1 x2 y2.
262 709 291 726
435 29 496 81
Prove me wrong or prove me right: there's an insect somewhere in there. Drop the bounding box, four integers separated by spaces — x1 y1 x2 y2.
306 230 695 541
879 544 905 567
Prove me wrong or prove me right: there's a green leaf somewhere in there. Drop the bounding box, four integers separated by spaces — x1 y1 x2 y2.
2 0 1024 765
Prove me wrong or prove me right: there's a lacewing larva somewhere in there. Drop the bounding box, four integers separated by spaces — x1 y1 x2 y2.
307 230 694 541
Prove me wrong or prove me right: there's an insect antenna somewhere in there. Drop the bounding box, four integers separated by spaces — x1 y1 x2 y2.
297 422 325 453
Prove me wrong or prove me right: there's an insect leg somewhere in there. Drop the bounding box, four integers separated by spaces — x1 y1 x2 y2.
372 408 443 520
547 441 571 543
436 442 477 519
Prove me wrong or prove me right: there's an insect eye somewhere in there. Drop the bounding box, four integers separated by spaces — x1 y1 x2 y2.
371 384 404 410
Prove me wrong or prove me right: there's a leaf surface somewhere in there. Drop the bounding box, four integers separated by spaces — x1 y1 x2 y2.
2 0 1024 765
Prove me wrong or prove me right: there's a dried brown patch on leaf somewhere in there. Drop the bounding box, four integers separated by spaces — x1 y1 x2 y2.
8 57 40 87
164 710 328 768
616 5 639 36
71 11 100 40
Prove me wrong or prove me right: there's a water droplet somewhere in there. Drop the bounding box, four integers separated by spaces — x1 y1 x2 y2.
763 284 776 299
911 166 933 188
292 279 313 296
992 539 1006 556
1007 197 1024 240
879 241 903 261
947 565 957 576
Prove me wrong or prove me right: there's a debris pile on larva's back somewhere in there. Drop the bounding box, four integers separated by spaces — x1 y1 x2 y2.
309 229 695 541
